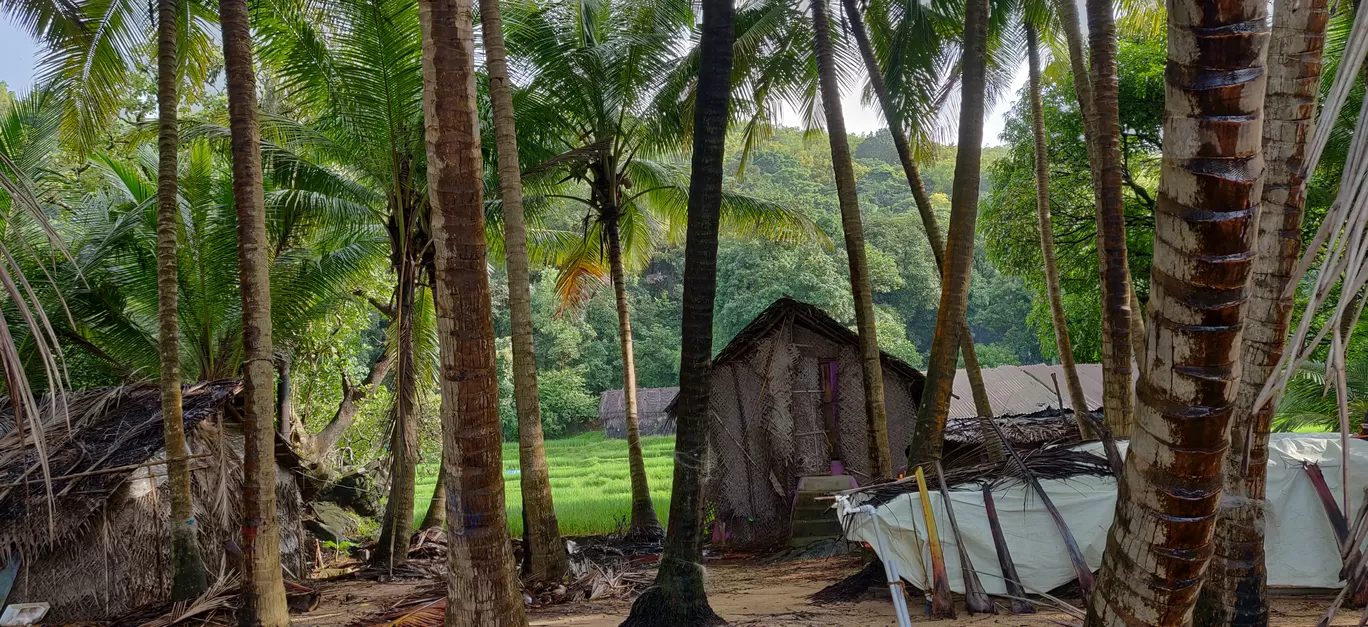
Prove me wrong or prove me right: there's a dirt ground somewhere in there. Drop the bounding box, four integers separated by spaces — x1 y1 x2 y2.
300 555 1360 626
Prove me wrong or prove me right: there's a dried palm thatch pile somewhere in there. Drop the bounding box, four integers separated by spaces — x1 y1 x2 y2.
0 380 307 622
846 445 1115 509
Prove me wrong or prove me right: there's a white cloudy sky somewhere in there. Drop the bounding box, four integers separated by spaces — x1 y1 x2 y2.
0 16 1026 145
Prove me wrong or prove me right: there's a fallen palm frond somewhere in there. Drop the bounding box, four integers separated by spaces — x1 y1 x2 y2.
982 483 1032 614
983 419 1095 600
848 445 1113 508
914 466 955 619
1306 463 1350 548
934 460 993 615
137 574 239 627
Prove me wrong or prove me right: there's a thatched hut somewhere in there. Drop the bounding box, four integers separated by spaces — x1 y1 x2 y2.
0 381 307 622
600 387 678 438
702 298 926 548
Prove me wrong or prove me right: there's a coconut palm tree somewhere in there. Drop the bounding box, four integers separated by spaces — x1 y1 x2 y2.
1192 0 1330 623
620 0 734 624
220 0 289 619
1023 19 1091 434
908 0 992 465
417 0 525 620
155 0 207 599
509 0 821 536
1084 0 1268 622
839 0 1004 459
478 0 566 581
810 0 890 477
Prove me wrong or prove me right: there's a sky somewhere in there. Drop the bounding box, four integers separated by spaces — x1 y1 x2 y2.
0 15 1025 146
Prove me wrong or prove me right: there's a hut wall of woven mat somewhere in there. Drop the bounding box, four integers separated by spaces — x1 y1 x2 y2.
703 299 923 548
0 382 307 622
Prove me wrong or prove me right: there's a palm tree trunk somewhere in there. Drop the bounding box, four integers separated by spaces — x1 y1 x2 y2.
1085 0 1137 437
839 0 1001 463
375 262 418 568
605 214 663 538
1194 0 1328 623
420 457 446 531
1084 0 1268 622
220 0 289 620
480 0 566 581
908 0 989 466
811 0 891 478
157 0 207 601
620 0 734 623
417 0 526 620
1026 21 1091 434
275 356 293 442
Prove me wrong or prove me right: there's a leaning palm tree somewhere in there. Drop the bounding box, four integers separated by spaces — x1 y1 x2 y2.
417 0 525 621
907 0 993 465
478 0 566 581
1023 18 1091 434
839 0 1004 459
1084 0 1268 623
155 0 207 599
219 0 289 620
621 0 735 619
810 0 890 477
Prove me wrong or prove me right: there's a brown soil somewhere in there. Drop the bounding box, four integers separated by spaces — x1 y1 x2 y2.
301 556 1359 626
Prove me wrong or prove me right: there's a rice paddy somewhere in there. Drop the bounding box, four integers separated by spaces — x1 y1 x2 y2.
414 432 676 536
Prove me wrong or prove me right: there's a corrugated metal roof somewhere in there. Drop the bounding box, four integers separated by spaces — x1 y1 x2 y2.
948 364 1107 419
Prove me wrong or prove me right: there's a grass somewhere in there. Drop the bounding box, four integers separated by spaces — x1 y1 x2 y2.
414 432 676 537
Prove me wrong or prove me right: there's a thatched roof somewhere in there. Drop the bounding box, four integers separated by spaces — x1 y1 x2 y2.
0 380 241 558
713 297 926 384
846 445 1116 508
599 387 678 421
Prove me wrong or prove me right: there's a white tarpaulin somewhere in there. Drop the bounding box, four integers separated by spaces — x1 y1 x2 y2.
837 433 1368 595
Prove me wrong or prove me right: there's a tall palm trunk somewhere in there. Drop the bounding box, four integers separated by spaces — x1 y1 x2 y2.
1194 0 1329 623
839 0 1001 463
417 0 526 620
481 0 566 580
1026 22 1091 433
1084 0 1268 622
376 261 418 568
1085 0 1137 437
620 0 734 623
157 0 207 600
811 0 890 478
220 0 289 620
605 213 663 537
907 0 989 465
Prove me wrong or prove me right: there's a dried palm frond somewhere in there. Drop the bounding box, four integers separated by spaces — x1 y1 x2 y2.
137 574 239 627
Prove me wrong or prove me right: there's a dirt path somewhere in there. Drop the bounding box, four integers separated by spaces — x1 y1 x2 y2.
304 556 1357 626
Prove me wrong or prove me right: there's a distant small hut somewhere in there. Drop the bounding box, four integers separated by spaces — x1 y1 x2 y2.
702 298 926 548
0 381 307 622
601 387 679 439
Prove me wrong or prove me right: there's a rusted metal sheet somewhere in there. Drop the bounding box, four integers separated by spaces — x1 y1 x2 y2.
948 364 1107 419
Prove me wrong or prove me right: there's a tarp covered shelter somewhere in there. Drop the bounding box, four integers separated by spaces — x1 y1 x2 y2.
0 381 307 621
600 387 678 438
703 298 926 547
838 434 1368 594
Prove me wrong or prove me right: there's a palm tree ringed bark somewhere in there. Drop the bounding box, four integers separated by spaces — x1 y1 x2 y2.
907 0 989 465
1026 20 1092 435
620 0 734 623
375 258 419 568
840 0 1003 462
1085 0 1137 437
1084 0 1268 622
157 0 208 601
480 0 568 581
811 0 891 478
220 0 290 620
417 0 526 620
1193 0 1329 623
